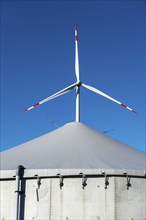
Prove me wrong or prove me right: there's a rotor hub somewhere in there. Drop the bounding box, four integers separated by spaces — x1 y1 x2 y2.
76 81 82 87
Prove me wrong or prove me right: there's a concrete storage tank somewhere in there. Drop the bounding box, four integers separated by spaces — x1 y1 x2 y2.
0 122 146 220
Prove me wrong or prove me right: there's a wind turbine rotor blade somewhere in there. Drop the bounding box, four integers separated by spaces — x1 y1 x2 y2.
75 26 80 82
82 83 137 113
23 90 69 112
23 83 77 112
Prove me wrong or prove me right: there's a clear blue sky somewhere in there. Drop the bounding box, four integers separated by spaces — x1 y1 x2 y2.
1 0 145 152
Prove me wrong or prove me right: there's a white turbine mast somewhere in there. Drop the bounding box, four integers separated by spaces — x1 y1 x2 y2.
24 26 136 121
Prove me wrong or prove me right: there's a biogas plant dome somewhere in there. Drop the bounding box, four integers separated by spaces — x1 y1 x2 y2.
1 122 145 171
0 122 146 220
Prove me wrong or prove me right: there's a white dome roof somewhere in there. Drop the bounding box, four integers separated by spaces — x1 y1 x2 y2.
1 122 145 170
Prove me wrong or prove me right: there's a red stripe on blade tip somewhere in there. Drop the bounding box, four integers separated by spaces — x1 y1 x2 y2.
75 35 78 41
121 103 127 108
23 109 28 112
33 103 39 107
132 109 137 114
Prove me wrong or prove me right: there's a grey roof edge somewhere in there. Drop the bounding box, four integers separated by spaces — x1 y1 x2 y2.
0 169 146 179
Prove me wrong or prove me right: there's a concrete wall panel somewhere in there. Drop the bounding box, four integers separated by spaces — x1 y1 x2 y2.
115 177 146 220
0 181 15 220
0 176 145 220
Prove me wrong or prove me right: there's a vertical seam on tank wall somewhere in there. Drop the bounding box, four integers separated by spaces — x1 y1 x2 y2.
144 179 146 220
49 178 52 220
114 177 117 220
82 187 86 220
105 184 107 220
60 187 63 220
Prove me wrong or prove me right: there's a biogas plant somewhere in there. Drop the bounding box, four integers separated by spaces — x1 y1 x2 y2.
0 28 145 220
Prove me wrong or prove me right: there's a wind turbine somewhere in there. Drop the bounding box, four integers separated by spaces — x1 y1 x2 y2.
24 27 136 121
